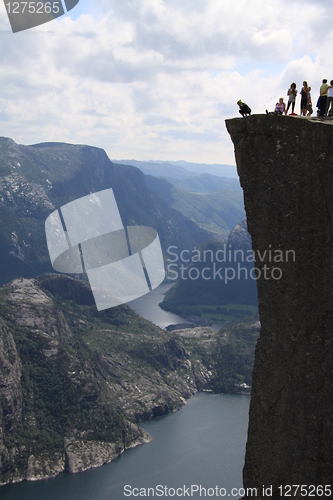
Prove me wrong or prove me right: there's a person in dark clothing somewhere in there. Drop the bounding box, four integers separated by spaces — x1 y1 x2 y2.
237 100 251 117
300 81 309 116
319 79 329 117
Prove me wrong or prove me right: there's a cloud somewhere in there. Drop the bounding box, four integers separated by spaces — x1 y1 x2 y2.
0 0 333 164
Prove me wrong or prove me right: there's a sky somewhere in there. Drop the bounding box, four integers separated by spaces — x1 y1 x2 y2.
0 0 333 165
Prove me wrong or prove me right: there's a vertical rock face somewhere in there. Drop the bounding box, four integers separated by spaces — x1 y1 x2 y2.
226 115 333 497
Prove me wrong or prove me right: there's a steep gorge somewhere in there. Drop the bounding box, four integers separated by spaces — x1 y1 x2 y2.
226 115 333 498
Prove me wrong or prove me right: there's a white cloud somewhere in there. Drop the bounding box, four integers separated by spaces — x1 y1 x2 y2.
0 0 333 164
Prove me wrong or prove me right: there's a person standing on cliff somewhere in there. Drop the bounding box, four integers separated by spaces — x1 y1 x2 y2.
325 80 333 116
319 79 329 116
286 83 297 115
300 81 310 116
306 87 313 116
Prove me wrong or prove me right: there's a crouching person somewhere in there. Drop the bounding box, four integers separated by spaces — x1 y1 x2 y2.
237 100 251 117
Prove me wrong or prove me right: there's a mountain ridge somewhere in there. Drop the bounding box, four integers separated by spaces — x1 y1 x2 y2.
144 175 245 239
114 158 238 179
0 137 211 285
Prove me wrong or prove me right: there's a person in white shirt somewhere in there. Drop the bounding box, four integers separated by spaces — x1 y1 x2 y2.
266 98 286 115
275 98 286 114
286 83 297 115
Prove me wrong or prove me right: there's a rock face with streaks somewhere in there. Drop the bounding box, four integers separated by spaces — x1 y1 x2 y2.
226 115 333 498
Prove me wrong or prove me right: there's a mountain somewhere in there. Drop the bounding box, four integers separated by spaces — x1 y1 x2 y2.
0 136 259 487
108 159 244 240
111 159 195 180
0 274 211 485
168 160 238 178
177 315 260 394
166 173 241 192
226 115 333 492
144 175 245 239
0 273 259 485
160 220 258 317
0 138 211 286
112 159 238 179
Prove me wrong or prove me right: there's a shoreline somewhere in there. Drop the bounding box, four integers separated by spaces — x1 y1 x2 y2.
0 396 194 487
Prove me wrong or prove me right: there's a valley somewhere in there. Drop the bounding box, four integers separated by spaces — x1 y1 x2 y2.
0 137 258 486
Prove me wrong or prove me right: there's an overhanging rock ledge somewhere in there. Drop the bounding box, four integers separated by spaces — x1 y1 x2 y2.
226 114 333 498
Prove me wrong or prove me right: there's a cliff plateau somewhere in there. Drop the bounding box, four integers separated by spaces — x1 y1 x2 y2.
226 115 333 498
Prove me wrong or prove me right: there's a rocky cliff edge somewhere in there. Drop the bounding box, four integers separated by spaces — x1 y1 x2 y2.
226 115 333 498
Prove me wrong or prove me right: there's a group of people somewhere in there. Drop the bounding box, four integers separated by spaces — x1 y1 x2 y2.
282 82 312 116
284 80 333 117
237 79 333 118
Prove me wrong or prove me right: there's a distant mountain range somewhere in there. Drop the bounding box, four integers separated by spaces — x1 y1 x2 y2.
0 137 246 284
113 159 238 179
170 160 238 178
144 175 245 239
114 159 244 239
166 173 241 193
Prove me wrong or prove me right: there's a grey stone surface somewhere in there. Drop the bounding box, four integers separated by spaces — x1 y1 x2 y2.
226 115 333 498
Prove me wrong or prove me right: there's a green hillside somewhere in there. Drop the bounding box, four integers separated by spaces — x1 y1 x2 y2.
161 228 259 319
180 315 260 393
144 175 245 239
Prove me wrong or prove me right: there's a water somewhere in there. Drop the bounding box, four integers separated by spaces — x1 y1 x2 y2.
128 283 222 331
1 393 250 500
128 283 192 329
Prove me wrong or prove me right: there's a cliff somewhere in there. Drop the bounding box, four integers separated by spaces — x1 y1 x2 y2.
226 115 333 498
0 274 211 485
